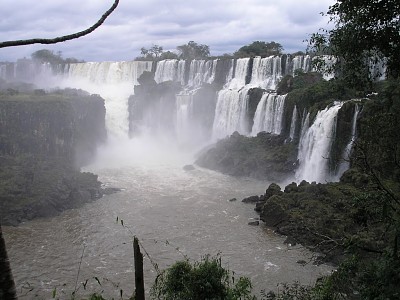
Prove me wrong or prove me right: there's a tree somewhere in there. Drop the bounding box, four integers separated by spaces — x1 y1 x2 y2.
139 44 165 60
0 2 120 299
308 0 400 87
176 41 210 60
150 255 255 300
234 41 283 58
159 51 178 60
31 49 64 64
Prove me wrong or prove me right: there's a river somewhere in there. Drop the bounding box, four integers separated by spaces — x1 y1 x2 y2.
3 137 332 299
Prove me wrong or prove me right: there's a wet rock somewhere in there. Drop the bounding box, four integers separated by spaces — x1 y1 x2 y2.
248 221 259 226
242 195 260 203
103 187 122 195
183 164 195 171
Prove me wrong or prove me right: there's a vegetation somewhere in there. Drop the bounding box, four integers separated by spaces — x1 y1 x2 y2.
151 255 255 300
195 131 298 182
308 0 400 88
31 49 84 65
234 41 283 58
176 41 210 60
139 45 165 60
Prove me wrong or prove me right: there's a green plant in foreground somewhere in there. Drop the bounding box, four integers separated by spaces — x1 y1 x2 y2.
150 254 256 300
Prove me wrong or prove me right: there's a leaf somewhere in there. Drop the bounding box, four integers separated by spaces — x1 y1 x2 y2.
52 287 57 298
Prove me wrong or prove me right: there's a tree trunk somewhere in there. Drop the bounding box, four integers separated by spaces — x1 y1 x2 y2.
0 224 18 300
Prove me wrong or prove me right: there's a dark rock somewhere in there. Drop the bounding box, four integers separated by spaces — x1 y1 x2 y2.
254 201 265 212
196 132 298 181
296 260 307 265
103 187 122 195
229 198 237 202
248 221 259 226
242 195 260 203
183 164 195 171
0 90 107 226
284 236 297 246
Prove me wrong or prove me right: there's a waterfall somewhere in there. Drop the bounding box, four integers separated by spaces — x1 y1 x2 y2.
176 93 193 143
65 61 152 138
212 87 250 139
187 59 217 88
335 104 361 179
154 59 185 83
251 93 286 135
296 102 343 183
250 56 282 89
292 55 311 75
212 58 250 139
289 105 298 141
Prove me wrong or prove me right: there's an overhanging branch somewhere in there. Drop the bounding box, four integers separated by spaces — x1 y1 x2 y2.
0 0 119 48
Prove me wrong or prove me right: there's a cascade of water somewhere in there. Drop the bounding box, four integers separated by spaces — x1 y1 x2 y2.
212 87 250 140
211 58 251 139
65 61 152 138
289 105 298 141
292 55 311 75
251 93 286 135
299 110 310 142
335 103 361 179
250 56 282 89
176 93 193 143
226 58 250 89
296 102 343 183
154 59 179 83
187 59 217 88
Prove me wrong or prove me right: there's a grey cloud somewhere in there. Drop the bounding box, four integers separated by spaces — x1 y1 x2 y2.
0 0 335 62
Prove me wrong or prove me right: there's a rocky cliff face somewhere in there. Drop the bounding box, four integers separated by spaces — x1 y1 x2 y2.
0 86 107 225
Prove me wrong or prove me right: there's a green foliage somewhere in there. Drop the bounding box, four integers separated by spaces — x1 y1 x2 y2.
31 49 83 65
150 255 256 300
196 132 298 182
139 45 165 60
234 41 283 58
308 0 400 87
176 41 210 60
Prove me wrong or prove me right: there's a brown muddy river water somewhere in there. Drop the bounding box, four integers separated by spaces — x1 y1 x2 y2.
3 138 332 299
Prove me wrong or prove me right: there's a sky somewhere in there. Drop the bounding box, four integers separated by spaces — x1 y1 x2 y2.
0 0 335 63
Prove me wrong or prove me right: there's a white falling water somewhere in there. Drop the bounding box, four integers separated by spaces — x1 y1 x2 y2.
212 58 250 139
335 103 360 179
176 93 193 143
251 93 286 135
64 61 152 138
292 55 311 75
187 59 217 88
296 102 343 183
289 105 298 141
250 56 282 89
212 87 250 139
154 59 180 83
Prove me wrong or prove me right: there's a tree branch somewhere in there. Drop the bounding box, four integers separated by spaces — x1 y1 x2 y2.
0 0 119 48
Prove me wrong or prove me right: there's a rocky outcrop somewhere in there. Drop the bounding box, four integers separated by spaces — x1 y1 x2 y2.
0 87 107 225
247 177 391 264
196 131 298 181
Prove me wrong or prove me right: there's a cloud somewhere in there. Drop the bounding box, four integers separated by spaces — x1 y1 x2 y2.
0 0 334 62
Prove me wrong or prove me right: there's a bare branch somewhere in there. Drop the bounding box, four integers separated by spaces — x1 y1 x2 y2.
0 0 119 48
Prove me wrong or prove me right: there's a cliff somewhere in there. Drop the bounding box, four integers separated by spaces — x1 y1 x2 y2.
0 87 107 225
